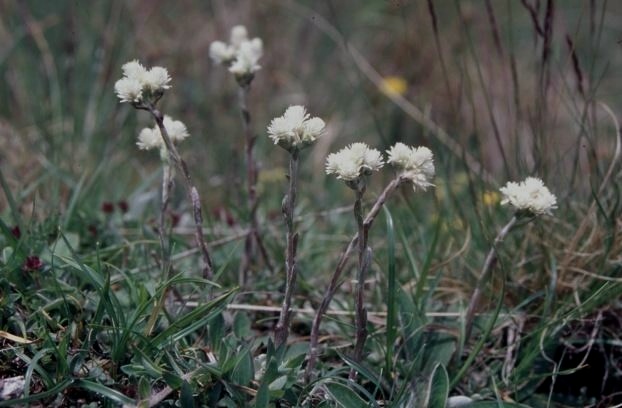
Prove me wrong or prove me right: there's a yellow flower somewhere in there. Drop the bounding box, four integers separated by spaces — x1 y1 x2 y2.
379 76 408 96
482 190 500 207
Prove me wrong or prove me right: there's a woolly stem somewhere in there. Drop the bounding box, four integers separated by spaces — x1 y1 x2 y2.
147 105 214 279
464 215 518 342
274 150 300 347
305 176 403 381
350 185 369 380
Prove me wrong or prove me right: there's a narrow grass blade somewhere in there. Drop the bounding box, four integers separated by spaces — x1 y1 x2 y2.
424 363 449 408
0 378 73 407
74 379 136 406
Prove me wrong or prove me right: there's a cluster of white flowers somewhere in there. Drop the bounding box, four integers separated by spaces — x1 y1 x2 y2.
499 177 557 215
387 142 435 191
114 60 171 104
136 115 189 152
209 25 263 79
325 143 384 182
267 105 325 151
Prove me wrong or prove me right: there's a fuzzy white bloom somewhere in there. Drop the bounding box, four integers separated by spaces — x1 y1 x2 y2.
114 77 143 103
387 142 435 191
135 116 189 151
499 177 557 215
326 143 384 181
162 115 189 143
136 127 161 150
142 66 171 91
116 60 172 103
228 40 262 76
210 25 262 80
209 41 236 64
122 60 148 81
267 105 325 150
230 25 249 48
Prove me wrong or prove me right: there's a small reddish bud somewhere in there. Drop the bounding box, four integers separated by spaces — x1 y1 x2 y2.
88 224 98 236
170 212 181 227
11 226 21 239
117 200 129 213
101 202 115 214
23 256 43 271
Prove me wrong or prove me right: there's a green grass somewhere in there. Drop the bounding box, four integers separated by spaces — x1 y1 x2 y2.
1 0 622 406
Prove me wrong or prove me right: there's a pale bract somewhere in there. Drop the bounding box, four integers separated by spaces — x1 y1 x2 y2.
326 143 384 182
267 105 325 151
387 143 435 191
499 177 557 215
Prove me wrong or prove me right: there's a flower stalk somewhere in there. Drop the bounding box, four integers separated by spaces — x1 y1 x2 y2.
158 157 174 275
306 176 403 381
274 150 300 347
464 215 518 343
306 142 434 380
464 176 556 343
145 104 214 279
266 105 326 347
351 183 370 378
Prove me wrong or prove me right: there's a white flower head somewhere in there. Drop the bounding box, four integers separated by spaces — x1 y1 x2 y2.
162 115 189 143
267 105 325 152
211 25 262 84
228 40 262 78
114 77 143 103
137 127 162 150
135 116 189 152
209 41 236 64
142 66 171 91
387 143 435 191
115 60 172 104
326 143 384 183
230 25 249 48
122 60 148 81
499 177 557 215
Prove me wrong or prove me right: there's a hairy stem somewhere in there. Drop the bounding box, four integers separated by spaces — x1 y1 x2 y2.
305 176 402 381
464 215 518 342
350 186 369 379
147 105 214 279
274 150 300 347
158 160 173 277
